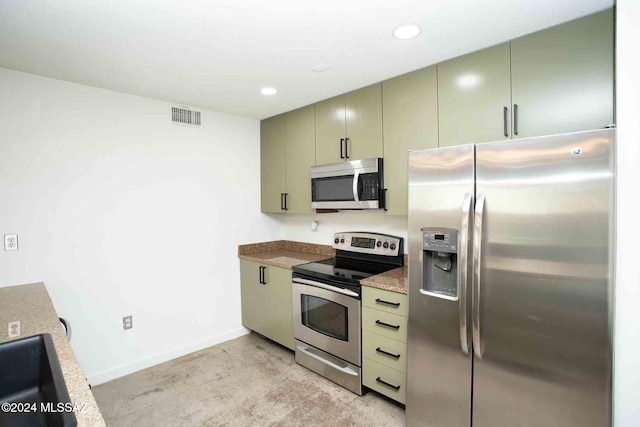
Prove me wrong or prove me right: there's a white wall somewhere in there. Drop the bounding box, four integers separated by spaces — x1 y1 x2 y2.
0 68 281 385
274 211 408 251
614 1 640 426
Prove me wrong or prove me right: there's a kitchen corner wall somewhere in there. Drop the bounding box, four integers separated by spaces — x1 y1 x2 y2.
0 68 280 385
614 1 640 426
273 212 408 250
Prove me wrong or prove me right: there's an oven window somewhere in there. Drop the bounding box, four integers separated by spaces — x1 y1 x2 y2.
300 295 348 341
312 176 355 202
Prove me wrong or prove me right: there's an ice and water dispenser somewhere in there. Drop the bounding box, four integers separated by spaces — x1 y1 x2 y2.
421 228 459 300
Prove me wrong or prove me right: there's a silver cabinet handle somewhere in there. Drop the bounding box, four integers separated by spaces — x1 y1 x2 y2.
292 278 359 297
352 170 360 203
459 193 472 355
472 194 486 359
513 103 519 136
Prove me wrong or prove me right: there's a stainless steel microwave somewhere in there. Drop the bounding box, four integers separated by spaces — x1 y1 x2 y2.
311 158 385 210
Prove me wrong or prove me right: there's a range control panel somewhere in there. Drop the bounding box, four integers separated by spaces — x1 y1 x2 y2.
422 229 458 254
333 232 403 257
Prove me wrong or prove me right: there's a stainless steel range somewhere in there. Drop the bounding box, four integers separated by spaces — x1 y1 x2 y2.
292 232 404 395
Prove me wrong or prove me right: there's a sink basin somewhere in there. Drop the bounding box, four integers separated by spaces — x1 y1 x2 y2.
0 334 77 427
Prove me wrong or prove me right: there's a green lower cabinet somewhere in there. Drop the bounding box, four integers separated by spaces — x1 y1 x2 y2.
363 357 407 404
362 330 407 374
239 259 294 350
362 286 408 404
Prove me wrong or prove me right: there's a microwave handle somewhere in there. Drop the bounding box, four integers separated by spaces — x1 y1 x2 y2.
352 170 360 203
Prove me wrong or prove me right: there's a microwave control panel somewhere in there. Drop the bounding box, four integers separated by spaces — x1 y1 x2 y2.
360 173 380 200
333 232 403 257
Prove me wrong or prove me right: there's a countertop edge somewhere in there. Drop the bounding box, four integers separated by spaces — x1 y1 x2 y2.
0 282 107 427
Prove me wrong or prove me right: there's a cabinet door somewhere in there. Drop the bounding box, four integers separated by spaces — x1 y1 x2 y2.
260 115 286 213
261 265 295 350
511 9 613 138
438 43 512 147
383 67 438 215
240 259 267 334
315 95 346 165
345 83 383 161
285 105 315 214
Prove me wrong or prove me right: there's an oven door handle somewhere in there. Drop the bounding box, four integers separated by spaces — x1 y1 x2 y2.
292 278 359 298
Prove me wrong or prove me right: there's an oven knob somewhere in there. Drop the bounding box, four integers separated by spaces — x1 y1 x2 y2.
390 243 396 251
376 241 382 248
334 238 340 244
340 238 345 243
383 242 389 249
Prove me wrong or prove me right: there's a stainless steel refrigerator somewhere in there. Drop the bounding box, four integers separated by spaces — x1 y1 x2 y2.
406 129 614 427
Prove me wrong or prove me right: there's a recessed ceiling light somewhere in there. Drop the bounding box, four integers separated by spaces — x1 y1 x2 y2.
392 24 422 40
260 87 278 95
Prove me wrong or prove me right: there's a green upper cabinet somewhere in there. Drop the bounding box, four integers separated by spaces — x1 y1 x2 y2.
315 83 383 164
510 9 614 139
260 106 315 214
437 43 512 148
437 9 613 148
260 114 286 213
315 95 346 165
284 105 315 213
382 67 438 215
346 84 383 161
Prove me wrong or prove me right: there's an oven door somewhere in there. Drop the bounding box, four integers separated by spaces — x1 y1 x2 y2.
292 279 361 366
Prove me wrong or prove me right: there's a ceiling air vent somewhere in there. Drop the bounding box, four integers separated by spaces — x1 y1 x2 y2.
171 106 201 126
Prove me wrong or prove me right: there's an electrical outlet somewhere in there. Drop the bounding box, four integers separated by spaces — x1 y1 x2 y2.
8 321 21 338
4 234 18 251
123 315 133 330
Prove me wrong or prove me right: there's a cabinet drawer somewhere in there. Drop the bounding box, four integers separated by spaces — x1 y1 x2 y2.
363 357 406 404
362 330 406 373
362 306 407 343
362 287 408 317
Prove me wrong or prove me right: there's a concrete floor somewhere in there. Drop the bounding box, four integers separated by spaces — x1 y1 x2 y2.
93 333 406 426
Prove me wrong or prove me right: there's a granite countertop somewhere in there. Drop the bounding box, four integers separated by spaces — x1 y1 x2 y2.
0 282 106 427
238 240 335 269
239 240 409 294
360 265 409 295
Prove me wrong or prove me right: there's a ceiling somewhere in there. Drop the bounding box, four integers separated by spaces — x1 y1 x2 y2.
0 0 612 120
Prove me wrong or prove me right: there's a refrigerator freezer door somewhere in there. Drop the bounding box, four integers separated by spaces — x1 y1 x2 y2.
407 144 475 427
473 129 614 427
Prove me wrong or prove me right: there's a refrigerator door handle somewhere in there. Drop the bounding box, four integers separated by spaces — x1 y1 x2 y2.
459 193 472 355
472 194 486 359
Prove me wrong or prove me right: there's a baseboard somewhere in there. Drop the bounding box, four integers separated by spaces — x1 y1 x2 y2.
87 327 250 386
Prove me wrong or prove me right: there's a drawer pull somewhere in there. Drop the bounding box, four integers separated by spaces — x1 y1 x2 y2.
375 298 400 307
376 347 401 359
376 377 401 391
376 320 400 330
